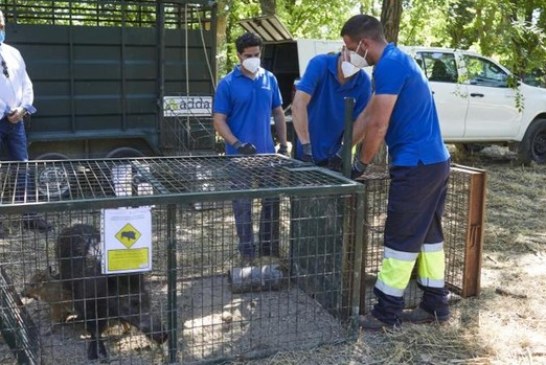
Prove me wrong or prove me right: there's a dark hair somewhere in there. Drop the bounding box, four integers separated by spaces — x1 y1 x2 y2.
235 32 263 54
340 15 385 42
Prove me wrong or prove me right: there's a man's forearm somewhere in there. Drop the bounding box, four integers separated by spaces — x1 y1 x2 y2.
273 109 287 145
291 91 314 145
213 114 238 146
292 106 310 144
352 107 370 146
21 72 34 108
359 124 388 164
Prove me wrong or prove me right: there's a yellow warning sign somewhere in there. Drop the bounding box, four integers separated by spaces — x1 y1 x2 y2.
115 223 141 248
107 248 149 271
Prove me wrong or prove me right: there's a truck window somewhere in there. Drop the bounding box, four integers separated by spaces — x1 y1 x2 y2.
418 52 458 83
462 55 509 88
413 55 425 70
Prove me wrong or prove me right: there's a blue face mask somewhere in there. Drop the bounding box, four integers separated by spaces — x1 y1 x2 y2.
0 30 5 44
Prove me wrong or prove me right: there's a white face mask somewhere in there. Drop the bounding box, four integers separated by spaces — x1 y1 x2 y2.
341 61 360 78
349 41 369 68
242 57 261 74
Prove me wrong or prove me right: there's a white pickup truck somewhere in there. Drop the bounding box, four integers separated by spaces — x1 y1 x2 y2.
404 46 546 164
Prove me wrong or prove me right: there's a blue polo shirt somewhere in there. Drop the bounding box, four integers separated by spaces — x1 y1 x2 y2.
213 65 282 155
295 53 371 163
374 43 450 166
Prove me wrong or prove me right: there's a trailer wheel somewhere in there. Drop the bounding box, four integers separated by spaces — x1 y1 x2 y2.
518 118 546 165
106 147 145 159
34 153 70 199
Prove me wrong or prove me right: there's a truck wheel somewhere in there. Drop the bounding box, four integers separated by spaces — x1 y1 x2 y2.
106 147 145 159
518 118 546 165
35 152 70 161
34 153 70 199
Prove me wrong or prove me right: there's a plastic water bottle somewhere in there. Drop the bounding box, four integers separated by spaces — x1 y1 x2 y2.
229 264 283 293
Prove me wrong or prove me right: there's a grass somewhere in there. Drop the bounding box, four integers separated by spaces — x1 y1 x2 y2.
234 147 546 365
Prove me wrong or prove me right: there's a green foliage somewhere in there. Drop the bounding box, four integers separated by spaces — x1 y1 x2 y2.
12 0 545 85
399 0 452 46
445 0 478 49
220 0 364 74
279 0 361 39
502 20 546 77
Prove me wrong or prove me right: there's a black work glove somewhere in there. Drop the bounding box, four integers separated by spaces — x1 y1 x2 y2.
278 144 289 157
233 141 257 155
351 159 368 180
300 143 314 163
327 145 344 172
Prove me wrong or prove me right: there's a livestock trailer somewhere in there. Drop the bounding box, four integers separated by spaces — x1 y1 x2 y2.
1 0 218 160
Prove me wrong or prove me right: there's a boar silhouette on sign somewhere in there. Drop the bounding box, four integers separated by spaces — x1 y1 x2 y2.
121 230 136 241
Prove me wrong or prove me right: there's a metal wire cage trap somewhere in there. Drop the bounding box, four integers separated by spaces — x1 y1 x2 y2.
358 164 486 314
0 155 365 365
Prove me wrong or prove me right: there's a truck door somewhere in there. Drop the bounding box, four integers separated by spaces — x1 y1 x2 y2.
460 55 521 139
416 51 467 139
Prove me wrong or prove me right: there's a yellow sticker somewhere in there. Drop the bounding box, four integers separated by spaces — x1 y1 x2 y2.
107 248 149 272
115 223 141 249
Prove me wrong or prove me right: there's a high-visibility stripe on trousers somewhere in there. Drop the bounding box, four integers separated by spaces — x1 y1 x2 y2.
375 242 445 296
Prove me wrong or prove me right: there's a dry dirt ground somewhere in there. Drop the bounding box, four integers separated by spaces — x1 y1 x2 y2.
234 146 546 365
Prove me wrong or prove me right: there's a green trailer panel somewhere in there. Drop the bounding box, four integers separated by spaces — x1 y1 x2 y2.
1 0 217 158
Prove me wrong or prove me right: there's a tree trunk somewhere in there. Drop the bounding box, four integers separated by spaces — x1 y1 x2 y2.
260 0 276 16
380 0 402 44
215 0 229 77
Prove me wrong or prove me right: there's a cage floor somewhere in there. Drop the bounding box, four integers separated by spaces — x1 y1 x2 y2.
1 274 346 365
180 275 346 363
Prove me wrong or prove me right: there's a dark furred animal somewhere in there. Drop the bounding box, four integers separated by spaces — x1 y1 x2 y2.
56 224 167 360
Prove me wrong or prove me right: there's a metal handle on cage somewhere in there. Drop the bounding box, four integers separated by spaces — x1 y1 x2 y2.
342 97 355 179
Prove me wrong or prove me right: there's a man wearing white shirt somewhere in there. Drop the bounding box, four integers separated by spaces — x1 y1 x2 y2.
0 9 51 234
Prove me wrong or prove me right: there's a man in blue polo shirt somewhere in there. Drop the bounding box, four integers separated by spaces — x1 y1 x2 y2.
342 15 451 329
213 32 287 260
291 44 371 168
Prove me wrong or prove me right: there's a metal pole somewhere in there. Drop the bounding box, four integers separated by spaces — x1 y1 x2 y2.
351 190 365 320
342 97 355 178
157 1 166 152
167 204 178 363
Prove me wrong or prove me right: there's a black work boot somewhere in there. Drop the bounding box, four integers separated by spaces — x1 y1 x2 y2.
358 314 398 331
401 307 449 324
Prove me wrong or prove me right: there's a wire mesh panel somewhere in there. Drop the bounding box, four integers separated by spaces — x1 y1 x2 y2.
359 164 486 314
0 155 364 364
444 165 486 297
178 194 358 363
162 95 218 155
160 115 218 155
0 209 169 365
0 266 40 365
